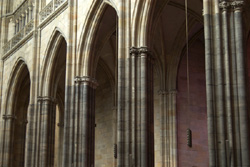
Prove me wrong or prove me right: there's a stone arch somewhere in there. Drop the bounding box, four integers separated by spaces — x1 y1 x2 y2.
38 29 67 167
90 4 117 166
171 28 204 90
148 1 205 166
4 58 30 117
40 28 67 97
0 58 31 167
139 1 156 46
77 0 117 77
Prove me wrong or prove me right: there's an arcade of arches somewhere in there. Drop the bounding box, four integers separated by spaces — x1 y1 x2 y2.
0 0 250 167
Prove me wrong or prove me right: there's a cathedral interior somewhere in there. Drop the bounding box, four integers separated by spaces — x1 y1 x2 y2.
0 0 250 167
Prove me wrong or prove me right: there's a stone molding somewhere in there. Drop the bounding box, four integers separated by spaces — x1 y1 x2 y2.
74 76 98 88
37 96 57 103
2 114 16 120
158 89 177 95
39 0 68 29
39 0 67 22
129 47 139 55
219 1 244 11
129 46 152 56
231 1 244 11
138 46 150 55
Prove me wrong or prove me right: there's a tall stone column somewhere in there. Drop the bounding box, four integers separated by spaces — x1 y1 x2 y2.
73 76 97 167
233 1 250 166
204 0 250 166
130 47 138 166
158 90 177 167
37 96 57 167
129 46 154 167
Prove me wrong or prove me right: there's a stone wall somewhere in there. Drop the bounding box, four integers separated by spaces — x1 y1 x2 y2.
154 73 161 167
177 39 208 167
95 66 115 167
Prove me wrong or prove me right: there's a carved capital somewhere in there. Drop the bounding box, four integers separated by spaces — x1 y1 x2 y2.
37 96 57 103
130 47 139 55
219 1 230 11
3 114 16 120
138 46 150 55
231 1 244 11
74 76 98 88
219 1 244 11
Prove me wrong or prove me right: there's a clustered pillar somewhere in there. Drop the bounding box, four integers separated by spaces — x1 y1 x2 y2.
73 76 97 167
37 96 57 167
203 0 250 166
129 46 154 167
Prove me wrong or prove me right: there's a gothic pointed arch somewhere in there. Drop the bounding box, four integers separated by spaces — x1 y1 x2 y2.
77 0 117 77
40 29 67 97
38 29 67 167
0 59 31 167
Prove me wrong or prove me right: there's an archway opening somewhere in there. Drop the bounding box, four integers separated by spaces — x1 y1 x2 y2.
12 64 30 167
151 0 207 166
176 36 208 167
93 5 117 167
53 38 66 167
45 37 66 167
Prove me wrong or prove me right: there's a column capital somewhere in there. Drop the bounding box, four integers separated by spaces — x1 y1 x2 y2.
37 96 57 103
219 1 244 11
2 114 16 120
231 1 244 12
138 46 155 62
130 46 153 58
74 76 98 88
219 1 230 11
138 46 151 55
130 47 139 55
